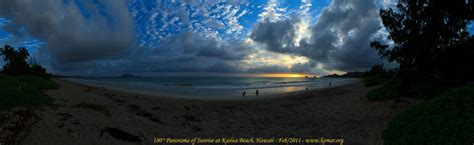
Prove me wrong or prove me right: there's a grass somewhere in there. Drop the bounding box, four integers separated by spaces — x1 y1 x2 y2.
383 85 474 145
73 103 110 115
365 76 448 101
363 74 390 87
366 78 402 100
16 75 59 90
0 74 58 110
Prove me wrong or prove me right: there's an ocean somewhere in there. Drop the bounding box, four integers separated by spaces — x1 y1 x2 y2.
66 77 357 100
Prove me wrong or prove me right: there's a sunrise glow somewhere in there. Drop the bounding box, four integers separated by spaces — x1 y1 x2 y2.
257 73 318 78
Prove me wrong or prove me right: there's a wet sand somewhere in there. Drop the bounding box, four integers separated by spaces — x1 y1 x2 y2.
2 78 421 145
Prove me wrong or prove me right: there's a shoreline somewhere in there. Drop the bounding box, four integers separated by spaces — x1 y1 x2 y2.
62 78 359 101
3 78 422 145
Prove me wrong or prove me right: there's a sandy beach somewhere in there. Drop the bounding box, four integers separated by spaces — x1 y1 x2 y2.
2 78 421 145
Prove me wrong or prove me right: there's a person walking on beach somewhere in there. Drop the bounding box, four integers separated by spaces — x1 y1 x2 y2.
256 89 259 96
242 91 246 97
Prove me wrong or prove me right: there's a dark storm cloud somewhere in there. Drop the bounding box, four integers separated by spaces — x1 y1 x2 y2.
251 0 386 71
245 60 317 74
144 32 253 72
0 0 389 75
250 15 302 54
0 0 135 63
55 31 253 75
156 32 251 61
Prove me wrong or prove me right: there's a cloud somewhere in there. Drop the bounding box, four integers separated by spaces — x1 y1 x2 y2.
59 31 255 75
0 0 135 63
1 0 389 75
155 32 252 61
251 0 387 71
251 15 302 54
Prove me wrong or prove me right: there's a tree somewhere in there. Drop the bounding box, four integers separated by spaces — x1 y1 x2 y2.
371 0 474 82
29 58 47 75
0 45 31 75
366 64 385 77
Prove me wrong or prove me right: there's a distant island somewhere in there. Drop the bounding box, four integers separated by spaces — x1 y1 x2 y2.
322 71 366 78
120 74 141 78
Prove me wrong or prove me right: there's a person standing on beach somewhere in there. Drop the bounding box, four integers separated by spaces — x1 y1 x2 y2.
242 91 246 97
256 90 259 96
306 87 308 91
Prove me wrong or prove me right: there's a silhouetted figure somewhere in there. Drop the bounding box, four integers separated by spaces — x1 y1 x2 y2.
242 91 246 97
329 82 332 86
306 87 308 91
256 90 259 96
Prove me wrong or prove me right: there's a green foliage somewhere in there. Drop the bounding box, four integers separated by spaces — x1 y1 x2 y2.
366 64 385 77
383 86 474 145
16 75 59 90
402 80 448 99
366 78 402 100
0 74 57 110
371 0 474 82
0 45 50 76
363 64 398 87
73 103 110 115
366 78 450 101
363 75 390 87
0 45 30 75
29 59 49 76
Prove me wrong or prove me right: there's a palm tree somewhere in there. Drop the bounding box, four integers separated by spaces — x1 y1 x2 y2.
0 45 30 75
0 45 15 62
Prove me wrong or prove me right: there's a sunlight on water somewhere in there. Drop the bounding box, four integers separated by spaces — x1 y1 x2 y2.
67 77 356 100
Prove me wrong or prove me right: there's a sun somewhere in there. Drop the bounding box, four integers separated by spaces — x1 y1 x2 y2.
289 74 304 78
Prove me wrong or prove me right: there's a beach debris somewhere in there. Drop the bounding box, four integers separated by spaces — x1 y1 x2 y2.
56 113 74 128
73 103 110 116
151 106 160 110
84 87 93 92
390 98 410 109
281 101 307 107
192 126 203 131
222 105 243 111
103 92 116 98
100 127 141 142
0 109 41 145
128 104 139 110
127 104 164 124
114 99 126 104
182 115 201 122
57 113 72 121
222 106 236 109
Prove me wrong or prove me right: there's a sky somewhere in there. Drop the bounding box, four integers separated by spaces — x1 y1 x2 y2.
0 0 472 77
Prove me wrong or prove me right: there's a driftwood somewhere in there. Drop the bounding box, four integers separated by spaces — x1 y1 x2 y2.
100 127 141 142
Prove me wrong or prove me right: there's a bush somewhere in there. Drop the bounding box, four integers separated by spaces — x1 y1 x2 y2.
402 80 448 99
366 78 402 100
0 74 57 110
363 75 390 87
366 78 450 101
383 85 474 145
16 75 59 89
